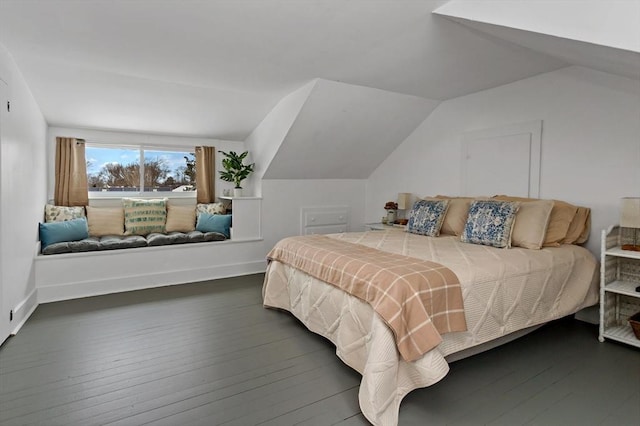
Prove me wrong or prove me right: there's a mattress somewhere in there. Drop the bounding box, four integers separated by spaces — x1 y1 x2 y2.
262 229 599 425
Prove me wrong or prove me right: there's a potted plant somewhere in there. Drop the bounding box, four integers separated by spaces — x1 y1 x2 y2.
218 150 255 197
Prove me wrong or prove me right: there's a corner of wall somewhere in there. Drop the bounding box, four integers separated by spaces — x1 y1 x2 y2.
10 288 38 335
0 42 48 340
244 79 317 188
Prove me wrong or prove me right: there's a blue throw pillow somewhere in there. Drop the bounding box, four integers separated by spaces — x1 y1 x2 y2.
39 217 89 249
196 213 231 238
407 199 450 237
461 200 519 248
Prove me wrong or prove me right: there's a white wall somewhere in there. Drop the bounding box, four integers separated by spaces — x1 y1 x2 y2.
47 126 247 202
243 79 369 250
261 179 366 251
263 79 440 180
0 43 47 333
244 80 316 195
367 66 640 256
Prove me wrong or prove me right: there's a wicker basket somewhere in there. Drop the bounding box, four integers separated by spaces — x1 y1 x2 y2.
630 312 640 340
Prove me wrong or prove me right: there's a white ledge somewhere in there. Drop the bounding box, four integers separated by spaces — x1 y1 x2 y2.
35 238 268 303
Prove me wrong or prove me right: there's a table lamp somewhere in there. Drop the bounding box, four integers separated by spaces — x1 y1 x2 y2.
397 193 411 223
620 197 640 251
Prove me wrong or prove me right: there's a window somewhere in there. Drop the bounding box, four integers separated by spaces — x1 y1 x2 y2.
86 144 196 196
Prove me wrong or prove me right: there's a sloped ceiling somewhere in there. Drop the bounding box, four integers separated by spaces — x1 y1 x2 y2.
262 79 440 179
0 0 569 140
1 1 636 182
434 0 640 80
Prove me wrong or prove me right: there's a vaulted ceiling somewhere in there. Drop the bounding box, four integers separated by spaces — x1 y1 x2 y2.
0 1 637 143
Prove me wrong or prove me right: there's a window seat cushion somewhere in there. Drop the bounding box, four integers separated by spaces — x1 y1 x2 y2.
40 231 226 255
146 232 190 246
98 235 148 251
146 231 226 246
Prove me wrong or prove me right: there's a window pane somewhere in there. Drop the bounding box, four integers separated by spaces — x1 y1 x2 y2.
86 146 140 192
143 150 195 192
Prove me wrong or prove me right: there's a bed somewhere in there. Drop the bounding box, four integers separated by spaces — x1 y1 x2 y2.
262 199 599 425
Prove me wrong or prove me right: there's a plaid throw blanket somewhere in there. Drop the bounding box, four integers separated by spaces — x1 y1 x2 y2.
267 235 467 361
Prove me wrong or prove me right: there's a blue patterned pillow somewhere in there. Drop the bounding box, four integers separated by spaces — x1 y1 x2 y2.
461 200 520 248
407 199 450 237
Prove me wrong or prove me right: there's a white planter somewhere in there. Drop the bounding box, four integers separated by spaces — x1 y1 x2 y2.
386 209 396 224
233 188 243 197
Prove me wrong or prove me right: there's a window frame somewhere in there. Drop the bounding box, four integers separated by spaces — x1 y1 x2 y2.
85 142 197 200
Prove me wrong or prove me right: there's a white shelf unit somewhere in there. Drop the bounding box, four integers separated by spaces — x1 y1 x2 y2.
218 196 262 241
599 225 640 348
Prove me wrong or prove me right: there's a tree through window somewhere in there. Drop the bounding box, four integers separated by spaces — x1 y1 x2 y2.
86 145 196 193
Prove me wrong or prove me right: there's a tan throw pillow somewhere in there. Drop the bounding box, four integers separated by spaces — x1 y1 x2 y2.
510 200 554 249
492 196 578 247
86 206 124 237
433 196 474 236
575 209 591 244
575 208 592 244
543 201 578 246
561 207 589 244
165 204 196 233
122 198 167 236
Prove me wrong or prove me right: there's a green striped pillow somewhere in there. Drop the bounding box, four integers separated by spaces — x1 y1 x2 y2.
122 198 167 236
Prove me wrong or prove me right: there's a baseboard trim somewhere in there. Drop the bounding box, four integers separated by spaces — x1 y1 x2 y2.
11 288 38 335
37 260 267 303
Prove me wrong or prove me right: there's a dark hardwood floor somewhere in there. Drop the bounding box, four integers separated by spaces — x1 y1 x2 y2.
0 274 638 425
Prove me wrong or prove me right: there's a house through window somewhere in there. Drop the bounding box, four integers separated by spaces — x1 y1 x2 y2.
85 144 196 195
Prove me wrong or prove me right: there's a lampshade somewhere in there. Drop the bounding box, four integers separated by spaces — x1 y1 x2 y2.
397 193 411 210
620 197 640 228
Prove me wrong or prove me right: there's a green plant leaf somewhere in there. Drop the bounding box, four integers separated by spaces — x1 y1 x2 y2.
218 150 254 188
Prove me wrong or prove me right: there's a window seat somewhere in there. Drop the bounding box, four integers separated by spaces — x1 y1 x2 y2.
34 236 267 303
34 198 264 303
40 231 227 255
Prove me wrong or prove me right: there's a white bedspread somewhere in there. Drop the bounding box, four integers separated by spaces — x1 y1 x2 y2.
262 229 598 425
